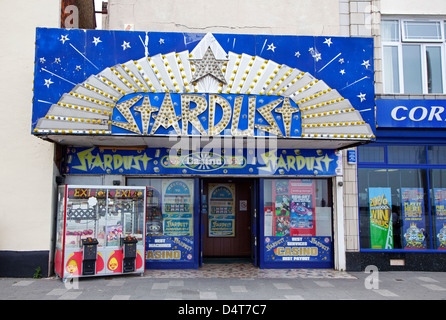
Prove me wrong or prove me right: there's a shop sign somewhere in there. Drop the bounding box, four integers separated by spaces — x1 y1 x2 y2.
264 236 331 263
32 28 375 142
65 147 341 176
376 99 446 128
146 236 194 262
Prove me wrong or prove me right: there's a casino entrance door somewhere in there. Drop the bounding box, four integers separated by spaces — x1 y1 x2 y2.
200 178 258 265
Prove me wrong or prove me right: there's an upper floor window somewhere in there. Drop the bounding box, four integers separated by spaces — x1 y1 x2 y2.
382 19 446 94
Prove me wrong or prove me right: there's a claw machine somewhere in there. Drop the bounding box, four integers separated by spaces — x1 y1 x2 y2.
54 185 146 281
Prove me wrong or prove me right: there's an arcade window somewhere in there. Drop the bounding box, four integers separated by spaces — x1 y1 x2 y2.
382 19 446 94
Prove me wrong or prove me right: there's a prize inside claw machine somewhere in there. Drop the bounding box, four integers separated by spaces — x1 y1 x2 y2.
54 186 146 281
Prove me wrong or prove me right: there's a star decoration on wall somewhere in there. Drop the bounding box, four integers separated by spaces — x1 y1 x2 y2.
189 46 228 85
309 48 322 61
44 79 54 88
361 60 370 69
323 38 333 47
357 92 366 102
60 35 69 44
121 41 131 51
92 37 102 46
267 43 276 52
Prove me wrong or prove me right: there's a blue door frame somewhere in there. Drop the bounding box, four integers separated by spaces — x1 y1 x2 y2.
145 178 200 270
199 178 259 267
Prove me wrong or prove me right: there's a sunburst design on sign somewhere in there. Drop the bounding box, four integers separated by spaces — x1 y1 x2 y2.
34 33 374 140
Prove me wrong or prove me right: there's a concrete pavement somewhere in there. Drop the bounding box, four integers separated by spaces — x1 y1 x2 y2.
2 268 446 301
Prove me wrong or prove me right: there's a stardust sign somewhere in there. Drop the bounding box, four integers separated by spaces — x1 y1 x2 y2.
376 99 446 128
32 28 375 142
65 147 341 176
110 92 302 137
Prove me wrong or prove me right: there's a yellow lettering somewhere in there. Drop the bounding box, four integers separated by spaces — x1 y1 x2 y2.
287 156 296 171
113 155 123 169
277 155 287 170
147 250 181 260
91 153 104 170
72 147 95 171
296 156 306 170
274 246 318 256
103 154 113 170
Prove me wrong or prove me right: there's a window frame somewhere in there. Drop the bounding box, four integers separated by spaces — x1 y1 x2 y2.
381 18 446 95
401 20 444 43
357 143 446 252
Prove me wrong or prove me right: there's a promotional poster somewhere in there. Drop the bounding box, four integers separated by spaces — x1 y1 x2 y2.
273 180 316 237
369 188 393 249
434 188 446 249
162 180 194 236
402 188 426 249
208 184 236 237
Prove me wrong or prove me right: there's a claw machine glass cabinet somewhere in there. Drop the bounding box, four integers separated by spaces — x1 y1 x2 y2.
54 186 146 281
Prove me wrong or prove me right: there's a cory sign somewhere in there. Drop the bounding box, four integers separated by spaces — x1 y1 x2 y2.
376 99 446 128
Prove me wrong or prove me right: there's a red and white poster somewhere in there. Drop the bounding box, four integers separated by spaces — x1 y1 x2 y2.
273 180 316 237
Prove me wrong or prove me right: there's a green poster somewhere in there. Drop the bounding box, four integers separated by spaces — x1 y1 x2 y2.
369 188 393 249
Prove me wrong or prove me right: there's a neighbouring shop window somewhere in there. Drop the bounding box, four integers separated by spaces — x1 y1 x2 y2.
429 169 446 249
387 145 427 164
262 179 332 266
358 144 446 250
382 19 446 94
357 146 385 163
127 178 195 263
428 146 446 165
358 168 429 249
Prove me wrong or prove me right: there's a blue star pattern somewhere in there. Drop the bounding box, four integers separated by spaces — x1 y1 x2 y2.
32 28 375 139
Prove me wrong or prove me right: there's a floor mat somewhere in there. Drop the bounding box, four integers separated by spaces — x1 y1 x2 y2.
144 263 356 279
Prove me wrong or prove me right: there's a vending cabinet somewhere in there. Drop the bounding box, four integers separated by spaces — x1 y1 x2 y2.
54 186 146 281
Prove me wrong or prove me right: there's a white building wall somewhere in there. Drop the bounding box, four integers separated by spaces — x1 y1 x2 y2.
381 0 446 15
105 0 341 36
0 1 59 251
